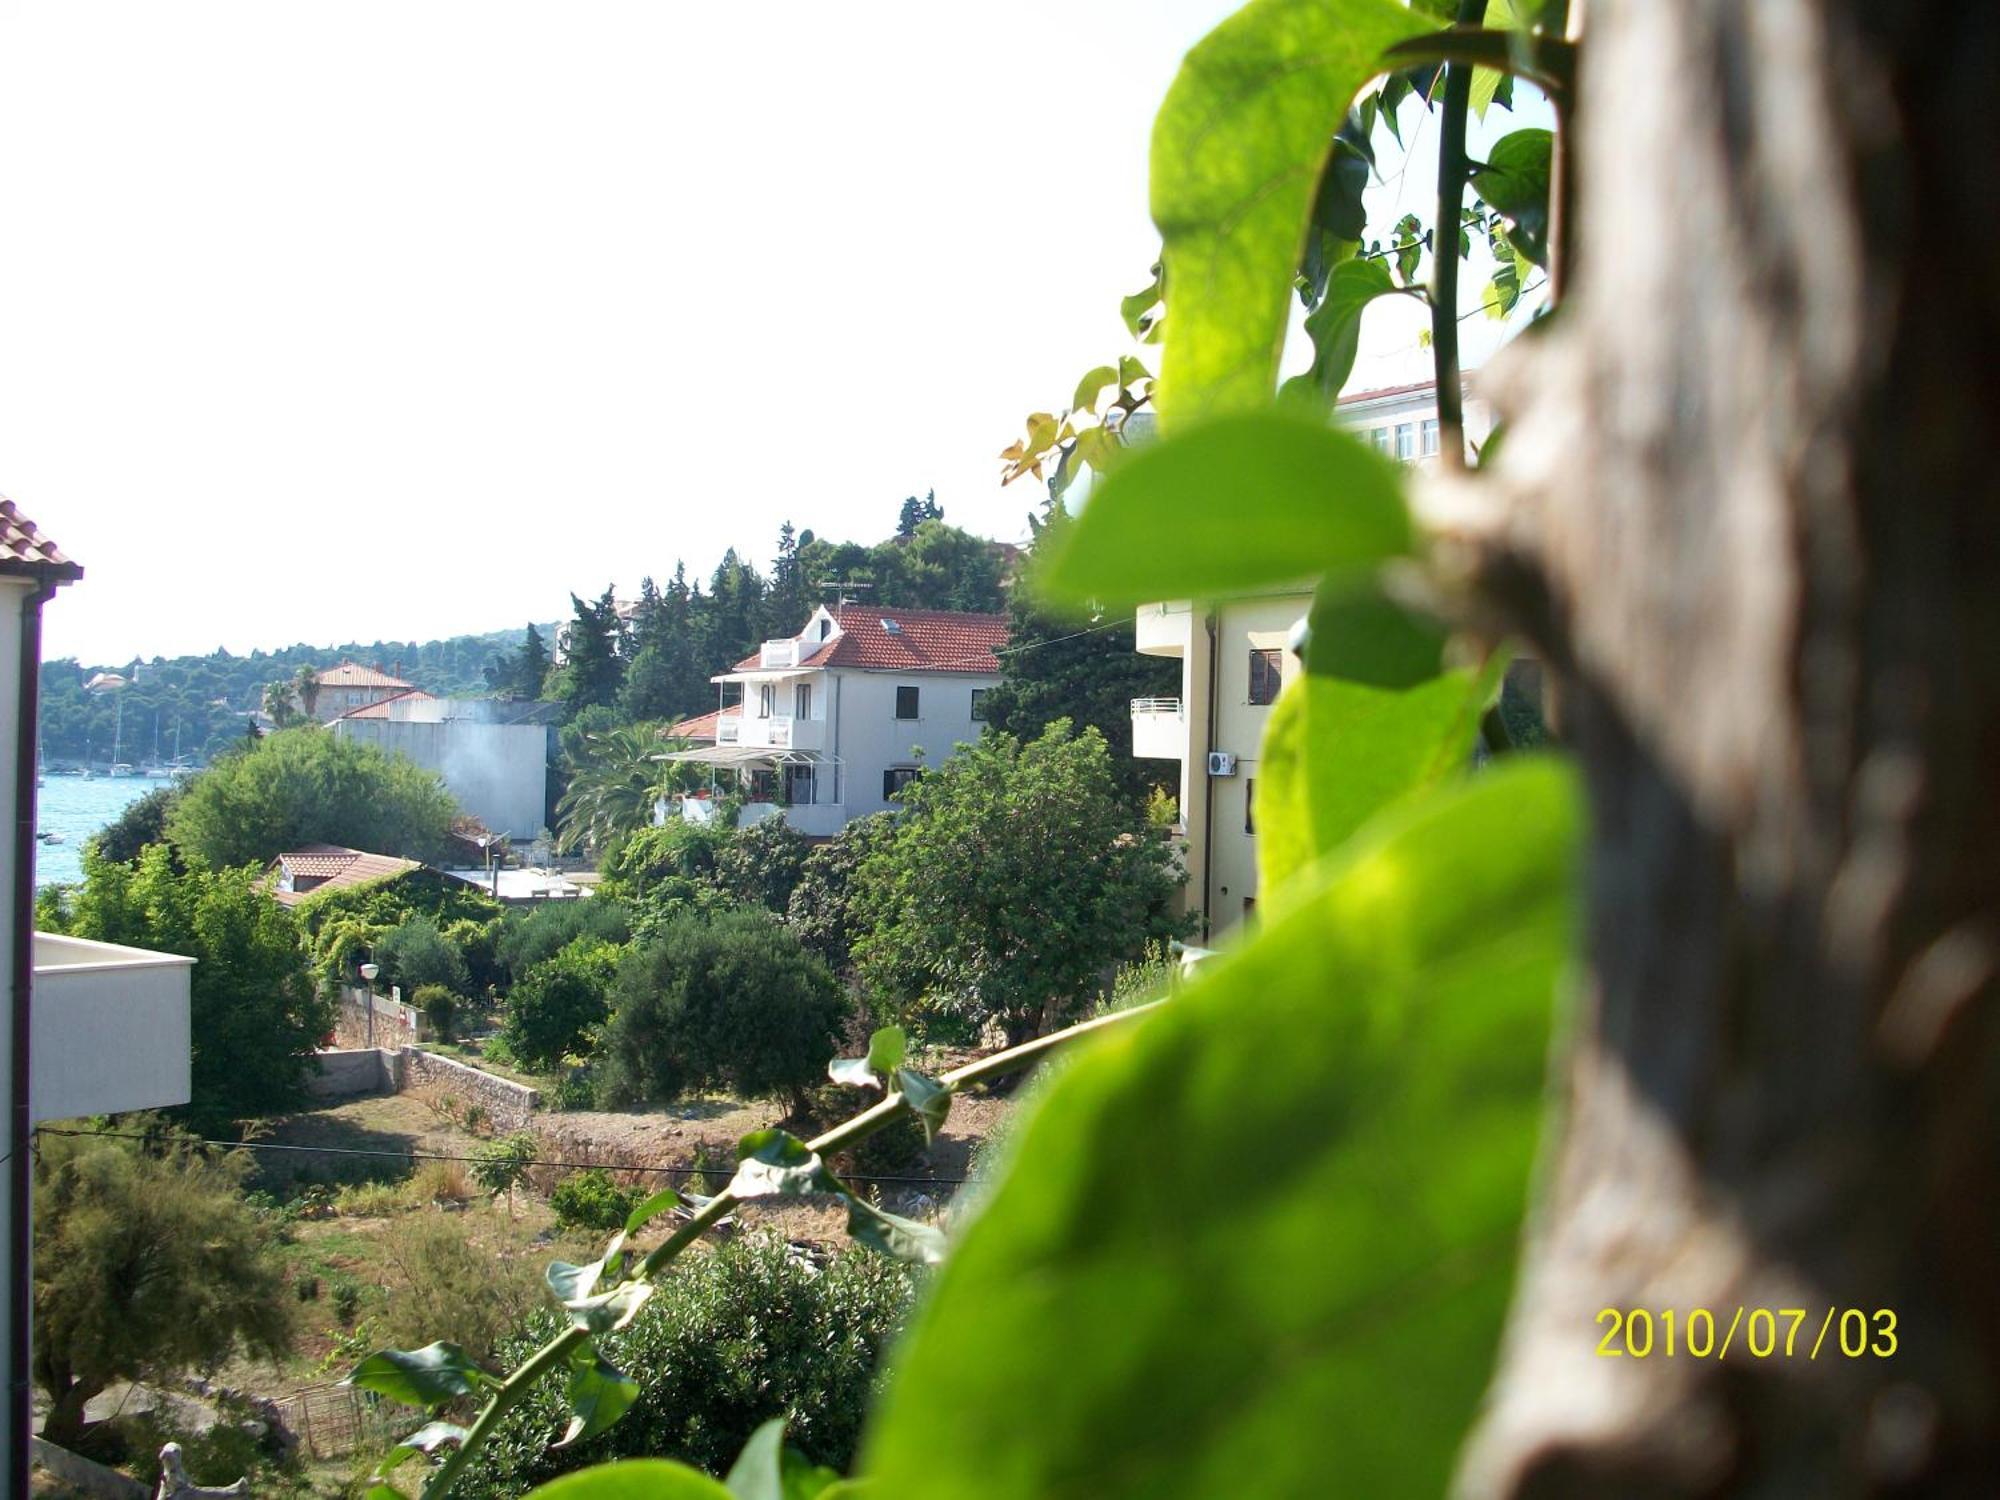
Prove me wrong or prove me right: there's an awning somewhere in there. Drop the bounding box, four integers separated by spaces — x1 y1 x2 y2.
655 746 836 768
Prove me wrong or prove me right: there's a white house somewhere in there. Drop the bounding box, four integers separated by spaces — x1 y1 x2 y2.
664 604 1008 836
2 500 193 1489
1131 378 1495 943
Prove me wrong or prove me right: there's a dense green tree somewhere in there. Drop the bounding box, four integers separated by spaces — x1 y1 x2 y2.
57 846 331 1131
89 782 185 864
783 812 898 972
375 913 473 997
484 623 553 699
494 897 632 985
597 908 847 1113
713 817 811 914
503 938 620 1071
895 490 944 539
550 587 627 718
853 721 1186 1044
764 522 808 638
893 518 1007 612
33 1126 293 1448
554 723 698 853
163 727 457 868
701 550 766 671
980 505 1177 808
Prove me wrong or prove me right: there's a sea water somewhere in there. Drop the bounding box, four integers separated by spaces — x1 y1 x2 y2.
32 775 159 887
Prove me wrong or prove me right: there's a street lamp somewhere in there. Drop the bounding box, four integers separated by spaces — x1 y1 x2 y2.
359 962 380 1049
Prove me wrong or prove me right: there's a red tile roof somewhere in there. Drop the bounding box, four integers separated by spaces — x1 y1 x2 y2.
314 661 414 689
0 498 82 580
335 687 436 720
268 843 423 905
667 708 736 742
732 606 1008 676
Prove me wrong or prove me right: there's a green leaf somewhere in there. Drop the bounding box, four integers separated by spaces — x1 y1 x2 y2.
345 1342 490 1409
1038 412 1411 606
363 1486 409 1500
546 1258 605 1304
1150 0 1441 425
623 1186 683 1236
1469 128 1552 268
1298 574 1447 687
556 1345 642 1450
893 1068 952 1145
376 1421 468 1474
1255 658 1501 899
1392 212 1425 286
731 1128 837 1198
523 1459 732 1499
726 1417 847 1500
1119 266 1164 340
1071 366 1119 416
1116 354 1152 390
564 1278 653 1335
846 1195 949 1267
829 1025 908 1090
863 760 1580 1500
1280 257 1401 408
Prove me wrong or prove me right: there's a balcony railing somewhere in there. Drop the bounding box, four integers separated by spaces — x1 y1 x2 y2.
1130 697 1187 761
759 639 805 668
1130 697 1183 716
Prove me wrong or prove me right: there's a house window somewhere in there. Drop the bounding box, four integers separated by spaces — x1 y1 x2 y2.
1370 427 1390 453
895 685 920 720
883 766 920 801
794 683 813 720
1245 778 1255 834
785 763 816 806
819 618 832 639
970 688 989 721
758 683 777 719
1248 648 1283 706
1395 423 1415 460
720 682 743 710
1421 417 1440 456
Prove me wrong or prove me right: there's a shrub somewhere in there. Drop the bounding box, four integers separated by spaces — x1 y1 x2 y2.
597 821 725 902
502 938 621 1071
473 1133 539 1217
495 897 631 985
373 1213 543 1368
444 916 506 995
412 983 459 1042
548 1169 638 1233
783 813 898 972
376 915 472 998
713 817 811 914
331 1279 363 1326
595 908 848 1114
550 1068 596 1112
408 1157 471 1205
450 1234 918 1495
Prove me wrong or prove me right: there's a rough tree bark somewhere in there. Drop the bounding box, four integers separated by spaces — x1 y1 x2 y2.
1456 2 2000 1494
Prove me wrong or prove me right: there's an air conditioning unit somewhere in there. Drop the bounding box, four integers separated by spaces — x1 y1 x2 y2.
1206 751 1237 777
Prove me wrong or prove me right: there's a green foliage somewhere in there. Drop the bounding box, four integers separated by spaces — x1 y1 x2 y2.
373 1214 545 1368
1038 411 1411 606
486 623 554 699
88 781 185 864
444 915 507 994
377 914 473 997
713 817 811 914
556 722 699 854
1149 0 1438 423
504 939 622 1072
164 726 458 868
32 1126 294 1447
495 897 632 985
412 983 460 1041
64 845 329 1131
450 1236 916 1496
864 762 1579 1498
1282 256 1406 407
550 587 629 720
549 1170 640 1234
598 820 726 902
472 1133 540 1214
783 813 898 973
597 909 847 1112
852 722 1186 1044
294 866 504 950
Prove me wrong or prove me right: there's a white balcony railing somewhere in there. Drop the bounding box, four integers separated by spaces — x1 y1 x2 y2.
737 715 825 751
32 933 194 1121
759 639 804 668
1130 697 1187 761
717 716 741 744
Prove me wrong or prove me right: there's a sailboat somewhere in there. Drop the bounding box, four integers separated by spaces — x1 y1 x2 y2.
107 690 138 776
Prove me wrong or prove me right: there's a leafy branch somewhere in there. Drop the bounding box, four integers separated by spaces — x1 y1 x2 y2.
353 1002 1165 1498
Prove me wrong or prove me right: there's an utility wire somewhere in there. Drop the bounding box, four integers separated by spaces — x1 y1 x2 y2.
29 1125 970 1188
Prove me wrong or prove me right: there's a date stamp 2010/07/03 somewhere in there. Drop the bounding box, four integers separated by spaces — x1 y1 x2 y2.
1596 1307 1897 1360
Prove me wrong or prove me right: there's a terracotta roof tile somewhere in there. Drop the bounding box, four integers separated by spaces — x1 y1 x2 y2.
667 708 737 741
731 606 1007 676
314 661 414 689
268 843 423 905
0 498 82 579
335 687 436 720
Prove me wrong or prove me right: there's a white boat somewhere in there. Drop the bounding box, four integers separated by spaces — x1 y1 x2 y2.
108 762 140 778
37 831 64 845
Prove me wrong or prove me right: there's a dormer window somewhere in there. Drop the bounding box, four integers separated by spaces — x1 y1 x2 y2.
819 618 831 640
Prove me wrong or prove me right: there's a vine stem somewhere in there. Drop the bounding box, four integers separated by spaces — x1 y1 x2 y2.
1431 0 1489 469
416 998 1166 1499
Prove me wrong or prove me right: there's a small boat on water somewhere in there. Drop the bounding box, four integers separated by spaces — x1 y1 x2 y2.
36 830 64 845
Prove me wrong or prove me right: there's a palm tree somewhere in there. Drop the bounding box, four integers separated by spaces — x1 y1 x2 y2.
554 723 700 852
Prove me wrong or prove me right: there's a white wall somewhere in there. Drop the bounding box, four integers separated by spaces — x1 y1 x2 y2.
829 669 1001 816
30 934 194 1121
336 716 550 838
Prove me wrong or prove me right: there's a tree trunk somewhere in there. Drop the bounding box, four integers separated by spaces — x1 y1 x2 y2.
39 1376 98 1451
1459 2 2000 1494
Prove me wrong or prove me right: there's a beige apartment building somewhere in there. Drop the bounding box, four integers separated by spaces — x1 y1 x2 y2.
1131 378 1491 942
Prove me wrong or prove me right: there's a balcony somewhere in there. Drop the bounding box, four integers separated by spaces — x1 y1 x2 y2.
31 932 194 1122
717 716 741 744
1131 696 1187 760
1135 602 1194 658
759 639 806 668
736 715 826 752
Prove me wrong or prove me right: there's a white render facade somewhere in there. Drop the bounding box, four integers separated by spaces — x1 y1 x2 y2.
671 604 1005 837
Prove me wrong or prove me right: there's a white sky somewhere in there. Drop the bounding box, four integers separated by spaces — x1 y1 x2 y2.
2 1 1542 665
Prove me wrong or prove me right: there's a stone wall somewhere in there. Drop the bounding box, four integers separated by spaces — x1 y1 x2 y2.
332 984 424 1050
309 1047 400 1099
400 1047 539 1130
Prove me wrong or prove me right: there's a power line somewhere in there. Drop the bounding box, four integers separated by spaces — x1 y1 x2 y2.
30 1126 971 1189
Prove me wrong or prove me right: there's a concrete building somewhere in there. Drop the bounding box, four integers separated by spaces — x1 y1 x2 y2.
664 604 1007 836
332 696 558 840
1131 378 1492 942
3 500 192 1490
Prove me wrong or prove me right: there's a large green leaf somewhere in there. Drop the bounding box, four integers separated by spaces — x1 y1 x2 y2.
1281 257 1404 408
1469 128 1551 267
523 1460 732 1499
344 1342 489 1409
1255 659 1500 900
1151 0 1440 426
1038 412 1411 605
726 1418 846 1500
864 760 1579 1499
556 1344 641 1449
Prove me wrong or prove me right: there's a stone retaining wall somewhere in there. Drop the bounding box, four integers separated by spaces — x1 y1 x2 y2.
308 1047 400 1098
400 1047 539 1129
